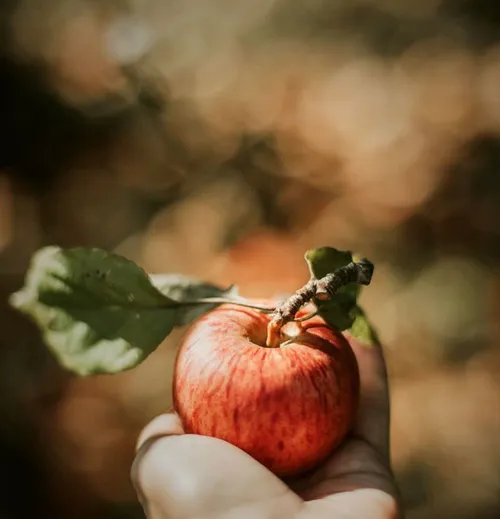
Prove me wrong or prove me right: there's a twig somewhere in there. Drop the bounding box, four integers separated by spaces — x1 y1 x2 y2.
266 258 374 347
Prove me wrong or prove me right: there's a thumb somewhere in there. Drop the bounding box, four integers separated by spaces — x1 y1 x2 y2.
131 413 303 519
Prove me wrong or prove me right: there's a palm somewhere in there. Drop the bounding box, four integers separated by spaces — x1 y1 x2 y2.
287 436 400 518
291 437 394 497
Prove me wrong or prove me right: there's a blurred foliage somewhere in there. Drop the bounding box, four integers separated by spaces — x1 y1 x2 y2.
1 1 500 518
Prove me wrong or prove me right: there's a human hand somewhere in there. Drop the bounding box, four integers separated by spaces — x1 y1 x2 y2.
131 335 402 519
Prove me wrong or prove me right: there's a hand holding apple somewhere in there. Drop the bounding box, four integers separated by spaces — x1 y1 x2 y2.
132 332 400 519
172 253 374 477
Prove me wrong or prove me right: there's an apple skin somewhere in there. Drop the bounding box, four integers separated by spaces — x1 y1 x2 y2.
172 302 360 477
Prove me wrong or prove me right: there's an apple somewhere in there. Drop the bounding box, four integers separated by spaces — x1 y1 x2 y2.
172 302 360 477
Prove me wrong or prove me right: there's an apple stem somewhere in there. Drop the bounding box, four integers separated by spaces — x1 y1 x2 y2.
265 258 374 347
266 321 284 348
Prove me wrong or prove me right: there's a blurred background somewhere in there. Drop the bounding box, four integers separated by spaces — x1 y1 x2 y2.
1 0 500 518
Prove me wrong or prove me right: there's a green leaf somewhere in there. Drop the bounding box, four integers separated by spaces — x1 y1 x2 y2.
150 273 238 326
314 293 359 331
305 246 365 332
348 307 380 347
305 247 379 344
305 247 353 280
9 246 180 376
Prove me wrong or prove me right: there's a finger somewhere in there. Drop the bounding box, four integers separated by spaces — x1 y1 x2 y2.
132 412 185 512
344 333 391 462
301 489 401 519
136 412 184 452
132 432 303 519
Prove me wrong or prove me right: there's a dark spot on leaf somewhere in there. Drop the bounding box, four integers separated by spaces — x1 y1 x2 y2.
277 440 284 451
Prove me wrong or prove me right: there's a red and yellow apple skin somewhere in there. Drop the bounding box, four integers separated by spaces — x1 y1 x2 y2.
172 302 360 477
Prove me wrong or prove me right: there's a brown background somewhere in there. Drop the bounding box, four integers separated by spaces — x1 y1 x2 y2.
1 1 499 518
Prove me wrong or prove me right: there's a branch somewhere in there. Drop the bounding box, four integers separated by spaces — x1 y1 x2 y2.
265 258 374 347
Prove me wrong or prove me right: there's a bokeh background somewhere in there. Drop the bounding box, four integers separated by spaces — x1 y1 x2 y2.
1 1 500 518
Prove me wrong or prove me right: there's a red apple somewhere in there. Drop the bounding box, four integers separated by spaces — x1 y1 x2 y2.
172 302 360 477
